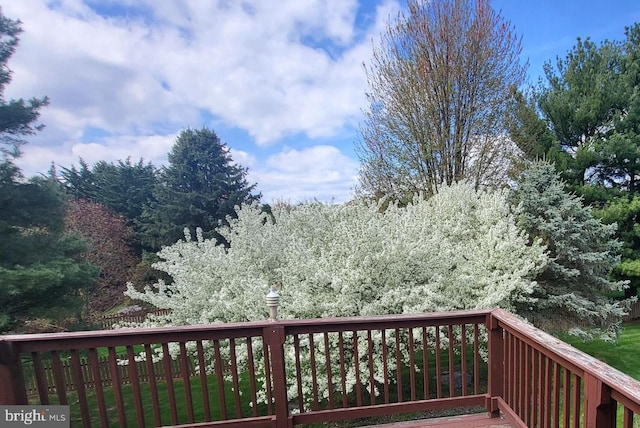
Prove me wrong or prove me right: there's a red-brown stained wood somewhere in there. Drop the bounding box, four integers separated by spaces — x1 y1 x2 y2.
487 313 503 417
70 349 90 427
323 332 334 409
50 350 68 405
88 348 109 428
421 327 429 400
359 412 516 428
473 324 480 396
308 332 319 410
395 328 402 402
213 339 227 420
228 338 242 419
524 344 530 424
338 331 348 408
531 350 538 427
353 330 362 407
542 355 551 428
107 346 127 427
31 352 49 405
460 325 467 397
125 345 145 427
382 329 390 404
366 330 375 405
142 343 161 426
196 340 212 421
179 341 195 423
261 336 273 416
448 326 455 398
245 337 258 417
292 334 304 412
263 325 288 428
572 375 581 428
435 326 442 399
3 308 639 428
408 327 416 401
563 368 571 428
518 340 524 419
161 342 179 425
623 406 633 428
552 362 560 428
504 332 512 407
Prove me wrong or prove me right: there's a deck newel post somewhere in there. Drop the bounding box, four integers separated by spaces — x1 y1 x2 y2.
264 324 292 428
486 310 504 418
0 339 28 404
584 373 615 427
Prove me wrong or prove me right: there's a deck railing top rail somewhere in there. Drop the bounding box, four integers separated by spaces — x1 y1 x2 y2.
0 308 639 427
0 309 490 352
492 308 640 409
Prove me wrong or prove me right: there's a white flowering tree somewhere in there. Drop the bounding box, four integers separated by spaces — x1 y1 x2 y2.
125 182 546 404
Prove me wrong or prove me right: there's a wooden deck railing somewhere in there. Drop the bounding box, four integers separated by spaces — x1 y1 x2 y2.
0 309 639 427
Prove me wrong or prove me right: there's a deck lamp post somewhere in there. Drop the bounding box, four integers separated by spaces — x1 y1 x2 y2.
266 290 280 321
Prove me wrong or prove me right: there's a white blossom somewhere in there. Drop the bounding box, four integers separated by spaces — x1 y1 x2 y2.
124 182 546 403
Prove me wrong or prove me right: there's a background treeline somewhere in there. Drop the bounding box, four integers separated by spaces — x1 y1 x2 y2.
2 127 261 332
509 24 640 298
2 2 640 335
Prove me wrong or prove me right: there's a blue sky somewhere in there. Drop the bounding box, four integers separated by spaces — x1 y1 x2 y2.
5 0 640 203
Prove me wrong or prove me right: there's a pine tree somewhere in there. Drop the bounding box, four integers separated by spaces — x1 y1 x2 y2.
0 9 96 332
138 128 260 250
511 161 628 339
61 158 157 233
0 164 99 331
0 9 48 158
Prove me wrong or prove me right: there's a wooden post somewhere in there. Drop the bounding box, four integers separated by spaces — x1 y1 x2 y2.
264 325 292 428
0 339 28 404
486 311 504 418
584 373 615 427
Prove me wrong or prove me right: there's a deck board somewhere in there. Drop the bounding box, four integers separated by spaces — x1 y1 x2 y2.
360 412 516 427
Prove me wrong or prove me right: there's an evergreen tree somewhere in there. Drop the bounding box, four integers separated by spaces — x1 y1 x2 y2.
138 128 260 250
593 195 640 298
0 162 99 331
0 9 96 332
510 24 640 297
511 162 628 339
61 157 157 226
0 9 49 158
536 37 626 187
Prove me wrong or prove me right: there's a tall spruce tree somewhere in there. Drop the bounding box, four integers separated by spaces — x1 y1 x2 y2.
511 162 628 339
0 9 98 332
138 128 260 251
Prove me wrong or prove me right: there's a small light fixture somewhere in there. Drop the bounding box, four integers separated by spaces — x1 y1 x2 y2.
266 289 280 321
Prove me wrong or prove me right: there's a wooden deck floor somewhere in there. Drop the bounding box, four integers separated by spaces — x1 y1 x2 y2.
361 412 517 427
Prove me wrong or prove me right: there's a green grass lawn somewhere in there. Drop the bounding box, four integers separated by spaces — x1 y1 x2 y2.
558 321 640 381
555 321 640 427
33 338 487 427
60 371 267 427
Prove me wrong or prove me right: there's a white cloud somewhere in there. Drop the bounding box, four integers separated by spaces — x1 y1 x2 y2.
16 134 175 177
3 0 400 201
249 145 360 203
4 0 395 142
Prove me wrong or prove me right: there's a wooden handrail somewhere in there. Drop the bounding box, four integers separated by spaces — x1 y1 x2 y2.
492 308 640 411
1 308 638 427
492 308 640 426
